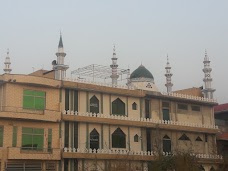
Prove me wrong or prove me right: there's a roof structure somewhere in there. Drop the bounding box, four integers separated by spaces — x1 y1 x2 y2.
71 64 130 82
130 65 154 80
214 103 228 113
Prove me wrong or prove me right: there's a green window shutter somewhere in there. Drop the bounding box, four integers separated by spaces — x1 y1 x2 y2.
23 90 46 110
0 127 3 147
22 127 44 150
12 126 17 147
34 97 45 110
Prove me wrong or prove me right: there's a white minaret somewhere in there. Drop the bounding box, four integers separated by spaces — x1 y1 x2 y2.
202 50 215 99
165 55 173 93
3 49 12 74
110 45 119 86
53 33 69 80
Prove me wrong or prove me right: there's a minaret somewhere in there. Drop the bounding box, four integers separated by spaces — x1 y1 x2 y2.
202 50 215 99
110 45 119 86
3 49 12 74
165 55 173 93
53 33 69 80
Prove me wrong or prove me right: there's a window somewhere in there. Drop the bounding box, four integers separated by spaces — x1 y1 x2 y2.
210 167 215 171
12 126 17 147
65 89 78 111
162 109 170 121
90 95 99 114
112 98 125 116
177 103 188 110
132 102 137 110
112 128 126 148
134 134 139 142
191 105 201 112
48 129 52 151
205 134 208 142
195 136 203 141
178 134 190 141
145 99 150 119
22 127 44 150
0 126 3 147
199 165 205 171
162 102 170 108
74 122 78 148
64 122 69 147
90 128 99 150
23 90 45 110
163 135 171 153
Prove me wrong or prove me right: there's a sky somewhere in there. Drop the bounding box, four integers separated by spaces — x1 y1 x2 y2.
0 0 228 104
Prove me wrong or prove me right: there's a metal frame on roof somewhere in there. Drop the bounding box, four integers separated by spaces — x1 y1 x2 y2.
71 64 130 82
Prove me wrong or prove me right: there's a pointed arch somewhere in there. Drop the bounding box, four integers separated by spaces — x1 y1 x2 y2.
210 166 215 171
178 134 190 141
112 98 125 116
90 128 99 150
132 102 137 110
134 134 139 142
163 135 171 153
195 136 203 141
90 95 99 114
112 128 126 148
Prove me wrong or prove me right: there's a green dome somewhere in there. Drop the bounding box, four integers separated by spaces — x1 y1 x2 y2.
130 65 154 80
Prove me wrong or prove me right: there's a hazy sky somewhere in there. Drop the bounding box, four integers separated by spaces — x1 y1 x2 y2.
0 0 228 104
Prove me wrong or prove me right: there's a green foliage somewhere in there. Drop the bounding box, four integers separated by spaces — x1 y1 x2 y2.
149 151 202 171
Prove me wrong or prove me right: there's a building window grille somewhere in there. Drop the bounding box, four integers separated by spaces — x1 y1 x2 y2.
90 128 99 150
134 134 139 142
90 95 99 114
112 98 125 116
162 102 170 108
112 128 126 148
23 90 46 110
132 102 137 110
163 135 171 153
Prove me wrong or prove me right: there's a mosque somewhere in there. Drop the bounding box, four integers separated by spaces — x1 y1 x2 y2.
0 34 222 171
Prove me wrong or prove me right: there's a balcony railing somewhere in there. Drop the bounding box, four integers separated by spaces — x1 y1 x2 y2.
63 110 218 130
63 147 223 160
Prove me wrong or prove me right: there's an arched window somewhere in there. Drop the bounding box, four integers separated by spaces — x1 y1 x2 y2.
163 135 171 153
132 102 137 110
199 165 205 171
195 136 203 141
210 166 215 171
112 98 125 116
90 95 99 114
112 128 126 148
178 134 190 141
134 134 139 142
90 128 99 150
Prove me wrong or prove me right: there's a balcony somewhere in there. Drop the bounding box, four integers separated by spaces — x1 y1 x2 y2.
62 147 223 164
7 147 61 160
0 106 61 122
62 111 219 134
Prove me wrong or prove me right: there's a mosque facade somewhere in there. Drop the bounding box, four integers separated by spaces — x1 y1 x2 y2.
0 35 222 171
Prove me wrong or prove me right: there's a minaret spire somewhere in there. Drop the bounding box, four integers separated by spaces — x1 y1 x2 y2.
165 54 173 93
53 33 69 80
110 45 119 86
3 49 12 74
202 50 215 99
